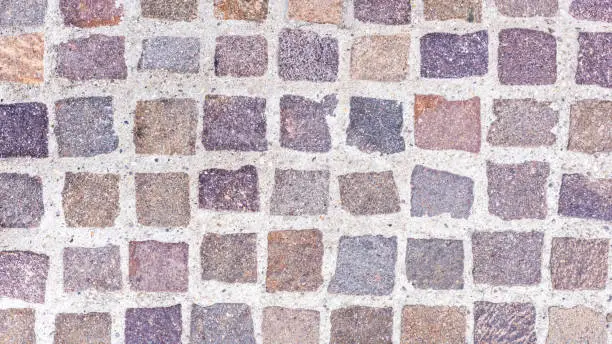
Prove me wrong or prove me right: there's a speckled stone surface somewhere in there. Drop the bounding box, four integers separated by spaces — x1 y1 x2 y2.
0 251 49 303
269 169 329 216
62 172 120 227
139 36 200 73
338 171 401 215
56 35 127 80
474 302 537 344
0 309 36 344
0 102 48 158
488 99 558 147
354 0 411 24
60 0 122 27
198 165 260 212
215 35 267 77
288 0 343 24
125 305 182 344
346 96 405 154
141 0 197 21
401 306 466 344
214 0 268 21
576 32 611 88
550 237 609 290
0 0 46 26
498 29 557 85
405 238 464 289
351 35 410 82
423 0 482 22
200 233 257 283
420 31 488 78
547 306 607 344
191 303 256 344
568 99 612 154
54 313 111 344
63 245 122 292
330 306 393 344
570 0 612 22
278 29 339 82
558 174 611 221
135 173 190 227
262 307 320 344
128 241 188 292
280 94 335 152
0 174 44 228
495 0 558 17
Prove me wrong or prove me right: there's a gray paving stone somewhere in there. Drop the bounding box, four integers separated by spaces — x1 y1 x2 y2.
338 171 401 215
280 94 335 152
269 169 329 216
0 251 49 303
558 174 611 221
346 96 405 154
215 35 267 77
330 306 393 344
488 99 558 147
0 0 47 26
63 245 122 292
0 173 44 228
139 36 200 73
125 305 181 344
405 238 464 289
201 233 257 283
191 303 256 344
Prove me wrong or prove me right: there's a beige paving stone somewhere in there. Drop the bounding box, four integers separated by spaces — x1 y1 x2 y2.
0 33 44 84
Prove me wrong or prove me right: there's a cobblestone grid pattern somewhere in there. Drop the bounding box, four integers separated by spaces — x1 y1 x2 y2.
0 0 610 343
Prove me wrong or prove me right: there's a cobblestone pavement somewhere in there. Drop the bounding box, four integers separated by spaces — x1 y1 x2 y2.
0 0 610 343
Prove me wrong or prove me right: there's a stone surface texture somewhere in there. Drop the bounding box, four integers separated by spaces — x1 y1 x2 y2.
423 0 482 22
570 0 612 22
54 312 111 344
0 251 49 303
56 35 127 80
0 173 44 228
547 306 607 344
62 172 120 227
338 171 401 215
405 238 464 289
351 35 410 82
401 306 466 344
354 0 411 24
60 0 123 27
0 33 45 84
280 94 335 152
474 302 537 344
558 174 611 221
488 99 558 147
278 29 339 82
125 305 182 344
139 36 200 73
498 29 557 85
495 0 558 17
135 173 190 227
129 241 189 292
269 169 329 216
198 165 260 212
410 165 474 218
568 99 612 154
200 233 257 283
215 35 267 77
191 303 256 344
63 245 122 292
288 0 343 24
330 306 393 344
0 102 48 158
550 237 608 290
346 96 405 154
420 31 488 78
262 307 319 344
576 32 611 88
0 309 36 344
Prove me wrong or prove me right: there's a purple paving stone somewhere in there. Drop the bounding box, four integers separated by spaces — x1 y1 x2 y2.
420 31 488 78
0 173 44 228
139 36 200 73
125 305 181 344
347 96 405 154
191 303 256 344
199 165 260 212
0 251 49 303
0 102 48 158
215 35 267 77
558 174 612 221
0 0 47 26
498 29 557 85
570 0 612 22
278 29 339 82
280 94 335 152
354 0 411 24
576 32 611 88
57 35 127 80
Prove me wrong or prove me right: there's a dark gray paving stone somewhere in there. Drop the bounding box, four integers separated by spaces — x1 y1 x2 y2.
487 99 558 147
129 241 188 292
269 169 329 216
474 302 536 344
278 29 338 82
0 102 48 158
201 233 257 283
550 237 609 290
60 0 123 27
338 171 401 215
280 94 335 152
198 165 260 212
0 251 49 303
191 303 256 344
354 0 411 24
576 32 611 88
54 313 111 344
215 35 267 77
346 96 405 154
57 35 127 80
498 29 557 85
63 245 122 292
0 173 44 228
0 0 47 26
141 0 197 21
558 174 611 221
570 0 612 22
420 31 488 78
125 305 181 344
405 238 464 290
330 307 393 344
139 36 200 73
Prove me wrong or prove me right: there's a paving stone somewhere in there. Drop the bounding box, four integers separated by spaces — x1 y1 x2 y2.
0 251 49 303
354 0 411 24
474 302 536 344
351 35 410 82
338 171 400 215
576 32 611 88
60 0 123 27
139 36 199 73
410 165 474 219
278 29 339 82
328 235 397 295
0 173 44 228
263 307 319 344
498 29 557 85
57 35 127 81
0 33 44 84
330 306 393 344
280 94 335 152
0 102 48 158
570 0 612 22
568 100 611 154
472 231 543 286
401 306 466 344
141 0 197 21
191 303 256 344
202 95 267 151
63 245 122 292
125 305 182 344
215 35 267 77
495 0 558 17
405 238 464 290
62 172 120 227
198 165 260 212
201 233 257 283
414 95 481 153
55 96 118 157
0 309 35 344
423 0 482 22
266 229 323 292
0 0 46 26
134 98 198 155
269 169 329 216
547 306 607 344
550 237 608 290
420 31 488 78
487 99 558 147
54 313 111 344
347 96 405 154
558 174 611 221
129 240 188 292
487 161 549 220
214 0 268 21
135 173 190 227
288 0 343 24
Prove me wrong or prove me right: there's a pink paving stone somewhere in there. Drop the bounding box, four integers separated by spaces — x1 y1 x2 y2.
198 165 260 212
495 0 558 17
550 237 609 290
498 29 557 85
201 233 258 283
576 32 611 88
54 312 112 344
63 245 122 292
0 309 36 344
570 0 612 22
354 0 411 24
125 305 182 344
0 251 49 303
568 99 611 154
487 99 558 147
0 33 45 84
0 173 44 228
56 35 127 81
215 35 267 77
60 0 123 27
262 307 320 344
558 174 612 221
129 241 188 292
288 0 343 24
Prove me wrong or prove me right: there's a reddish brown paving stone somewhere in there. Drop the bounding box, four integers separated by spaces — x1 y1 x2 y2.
351 35 410 82
135 173 190 227
347 97 405 154
0 309 36 344
338 171 400 215
487 99 558 147
0 102 48 158
0 251 49 303
214 0 268 21
330 306 393 344
278 29 339 82
63 245 122 292
215 35 267 77
494 0 558 17
198 165 260 212
498 29 557 85
570 0 612 22
129 241 189 292
550 237 608 290
269 169 329 216
62 172 120 227
0 0 46 26
191 303 256 344
266 229 323 292
280 94 335 152
54 313 112 344
405 238 464 290
57 35 127 81
141 0 198 21
576 32 611 88
474 302 536 344
401 306 466 344
423 0 481 22
201 233 257 283
568 100 612 154
288 0 343 24
60 0 123 27
354 0 411 24
420 31 488 79
125 305 182 344
262 307 319 344
0 33 44 84
138 36 200 73
558 174 611 221
0 173 44 228
547 306 607 344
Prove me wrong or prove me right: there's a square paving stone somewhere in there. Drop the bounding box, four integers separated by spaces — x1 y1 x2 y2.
472 231 543 286
0 102 48 158
498 29 557 85
202 95 267 151
570 0 611 22
57 35 127 81
288 0 343 24
278 29 339 82
191 303 256 344
63 245 122 292
214 0 268 21
410 165 474 219
338 171 400 215
198 165 260 212
54 313 111 344
495 0 558 17
141 0 197 21
0 33 44 84
568 100 611 154
0 251 49 303
135 173 190 227
487 161 549 220
474 302 536 344
354 0 411 24
0 309 35 344
62 172 120 227
351 35 410 82
134 98 198 155
266 229 323 292
330 306 393 344
487 99 558 147
201 233 257 283
60 0 123 27
414 95 481 153
280 94 335 152
401 306 466 344
347 96 405 154
328 235 397 295
125 305 182 344
0 173 44 228
55 97 118 157
423 0 482 22
263 307 319 344
0 0 46 26
405 238 464 290
576 32 611 88
420 31 488 78
215 35 267 77
550 237 608 290
269 169 329 216
129 240 188 292
558 174 611 221
139 36 200 73
547 306 607 344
